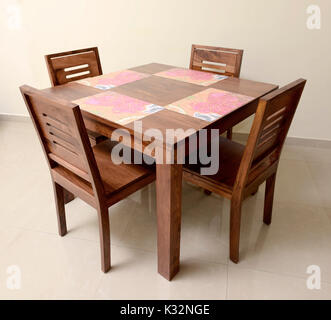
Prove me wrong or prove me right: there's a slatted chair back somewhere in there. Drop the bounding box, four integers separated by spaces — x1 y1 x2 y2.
45 47 102 86
235 79 306 191
20 85 105 197
189 44 243 77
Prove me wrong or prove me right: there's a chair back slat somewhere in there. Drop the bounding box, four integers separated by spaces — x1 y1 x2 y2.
45 47 102 86
234 79 306 191
39 120 78 147
254 81 306 162
28 94 89 174
190 45 243 77
20 86 104 198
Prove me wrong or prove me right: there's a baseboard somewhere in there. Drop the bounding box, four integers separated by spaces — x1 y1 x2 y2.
0 113 30 122
1 114 330 149
233 132 331 149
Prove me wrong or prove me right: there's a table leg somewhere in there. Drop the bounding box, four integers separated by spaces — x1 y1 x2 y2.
156 163 182 281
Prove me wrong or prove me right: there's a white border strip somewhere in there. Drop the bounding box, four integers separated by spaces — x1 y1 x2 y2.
0 113 30 122
233 132 331 149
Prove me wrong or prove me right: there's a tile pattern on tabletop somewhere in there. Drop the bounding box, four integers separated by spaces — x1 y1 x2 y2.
73 91 164 125
110 75 205 106
166 88 254 122
211 77 278 98
42 82 102 101
155 67 228 86
129 63 174 75
76 70 150 90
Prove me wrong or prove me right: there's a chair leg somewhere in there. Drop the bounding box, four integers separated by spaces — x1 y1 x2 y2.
53 183 67 236
63 189 75 204
204 189 212 195
263 173 276 225
230 197 242 263
97 206 111 273
251 187 259 196
226 128 233 140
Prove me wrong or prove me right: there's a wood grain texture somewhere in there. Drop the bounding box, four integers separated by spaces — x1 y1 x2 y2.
42 82 102 102
20 85 155 273
211 77 278 98
184 79 306 264
53 182 67 236
39 62 279 281
42 83 108 146
45 47 103 86
45 47 106 146
129 63 174 74
189 44 243 141
263 173 276 225
110 75 205 106
156 162 182 280
190 44 243 78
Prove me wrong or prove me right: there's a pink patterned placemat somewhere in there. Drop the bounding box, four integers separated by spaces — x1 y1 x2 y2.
73 92 164 125
155 68 228 86
76 70 150 90
165 88 254 122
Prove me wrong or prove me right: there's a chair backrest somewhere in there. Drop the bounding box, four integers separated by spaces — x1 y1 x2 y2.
189 44 243 77
45 47 103 86
20 85 104 197
235 79 306 190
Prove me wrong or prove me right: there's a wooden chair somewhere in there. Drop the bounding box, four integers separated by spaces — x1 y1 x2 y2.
45 47 103 86
183 79 306 264
20 85 155 273
45 47 105 146
189 44 244 140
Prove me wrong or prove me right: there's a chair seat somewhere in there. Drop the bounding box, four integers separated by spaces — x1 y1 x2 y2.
94 139 154 196
87 129 107 145
184 136 245 191
52 140 155 203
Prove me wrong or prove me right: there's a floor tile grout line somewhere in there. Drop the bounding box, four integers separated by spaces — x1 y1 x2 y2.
3 225 232 268
4 203 331 271
255 195 327 210
304 161 329 209
228 263 331 285
205 182 327 210
2 224 163 255
2 118 331 293
13 224 331 285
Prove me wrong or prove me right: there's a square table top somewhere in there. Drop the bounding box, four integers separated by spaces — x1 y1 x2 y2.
42 63 278 145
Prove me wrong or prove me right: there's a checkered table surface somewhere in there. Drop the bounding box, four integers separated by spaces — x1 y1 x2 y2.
73 65 255 126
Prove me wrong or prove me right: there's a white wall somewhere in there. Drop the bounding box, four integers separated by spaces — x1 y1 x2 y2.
1 0 330 140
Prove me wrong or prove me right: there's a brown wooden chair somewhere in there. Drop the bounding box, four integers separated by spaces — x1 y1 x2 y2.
20 85 155 273
189 44 244 140
183 79 306 264
45 47 105 146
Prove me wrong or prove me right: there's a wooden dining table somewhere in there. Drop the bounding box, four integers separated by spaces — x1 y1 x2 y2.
42 63 278 281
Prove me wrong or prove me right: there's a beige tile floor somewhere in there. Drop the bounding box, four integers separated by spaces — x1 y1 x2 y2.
0 119 331 299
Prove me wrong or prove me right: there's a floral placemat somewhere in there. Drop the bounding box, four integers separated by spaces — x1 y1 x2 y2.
155 68 228 86
76 70 150 90
73 92 164 125
165 88 254 122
